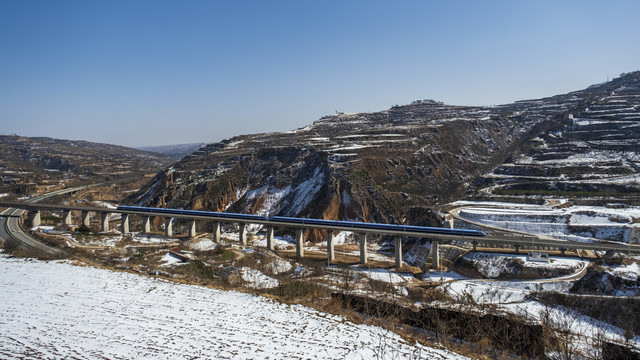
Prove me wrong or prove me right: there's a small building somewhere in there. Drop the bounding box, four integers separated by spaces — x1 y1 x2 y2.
527 251 549 263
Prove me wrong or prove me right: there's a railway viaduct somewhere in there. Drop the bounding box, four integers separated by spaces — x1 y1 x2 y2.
2 201 639 268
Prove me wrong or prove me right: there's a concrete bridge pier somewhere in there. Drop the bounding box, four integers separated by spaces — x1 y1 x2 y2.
239 223 247 246
431 240 440 269
514 244 521 254
101 212 110 232
121 214 130 234
560 247 566 256
327 231 335 262
360 233 368 265
29 211 41 227
296 229 304 258
212 222 221 242
395 236 403 268
165 218 173 237
143 216 151 233
63 210 73 225
188 220 197 238
472 241 477 252
266 226 274 251
81 211 91 227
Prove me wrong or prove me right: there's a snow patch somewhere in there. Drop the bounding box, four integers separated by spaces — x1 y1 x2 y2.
265 258 293 274
245 184 291 217
31 225 56 232
92 201 117 209
186 238 217 251
159 252 184 267
606 262 640 282
254 235 295 250
288 166 325 215
356 268 415 284
239 267 279 289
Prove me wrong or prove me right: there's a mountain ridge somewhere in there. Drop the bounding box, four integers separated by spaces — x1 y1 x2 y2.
0 135 174 196
136 143 206 160
126 71 640 238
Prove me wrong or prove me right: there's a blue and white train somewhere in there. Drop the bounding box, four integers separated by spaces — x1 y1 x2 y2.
116 205 486 237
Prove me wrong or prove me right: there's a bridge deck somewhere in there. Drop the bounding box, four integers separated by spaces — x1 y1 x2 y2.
2 201 639 254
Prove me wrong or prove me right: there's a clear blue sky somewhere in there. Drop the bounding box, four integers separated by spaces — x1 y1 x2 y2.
1 0 639 147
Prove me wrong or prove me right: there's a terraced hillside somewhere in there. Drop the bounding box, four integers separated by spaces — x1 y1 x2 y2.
127 72 640 238
127 91 577 231
478 71 640 199
0 135 173 197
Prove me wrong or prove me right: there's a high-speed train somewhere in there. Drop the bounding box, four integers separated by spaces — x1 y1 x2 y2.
116 205 486 237
116 205 266 222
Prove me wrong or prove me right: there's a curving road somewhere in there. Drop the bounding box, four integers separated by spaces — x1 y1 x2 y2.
0 186 88 256
448 205 640 254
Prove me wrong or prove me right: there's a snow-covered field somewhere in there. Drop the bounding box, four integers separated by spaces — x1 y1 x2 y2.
0 255 466 360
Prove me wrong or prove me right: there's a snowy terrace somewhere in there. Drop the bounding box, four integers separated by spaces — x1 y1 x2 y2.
453 202 640 243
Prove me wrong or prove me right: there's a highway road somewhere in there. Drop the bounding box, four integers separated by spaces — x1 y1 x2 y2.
0 186 89 256
0 207 61 256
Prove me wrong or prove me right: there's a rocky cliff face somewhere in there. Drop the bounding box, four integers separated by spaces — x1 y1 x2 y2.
127 72 640 236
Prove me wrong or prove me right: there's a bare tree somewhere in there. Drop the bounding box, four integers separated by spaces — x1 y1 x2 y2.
370 330 425 360
541 305 583 360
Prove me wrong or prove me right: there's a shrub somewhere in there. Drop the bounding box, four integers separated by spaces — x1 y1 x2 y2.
76 224 91 233
176 261 218 283
268 280 316 301
213 247 235 261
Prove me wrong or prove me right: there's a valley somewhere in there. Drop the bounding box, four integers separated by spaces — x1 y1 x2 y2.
1 72 640 359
